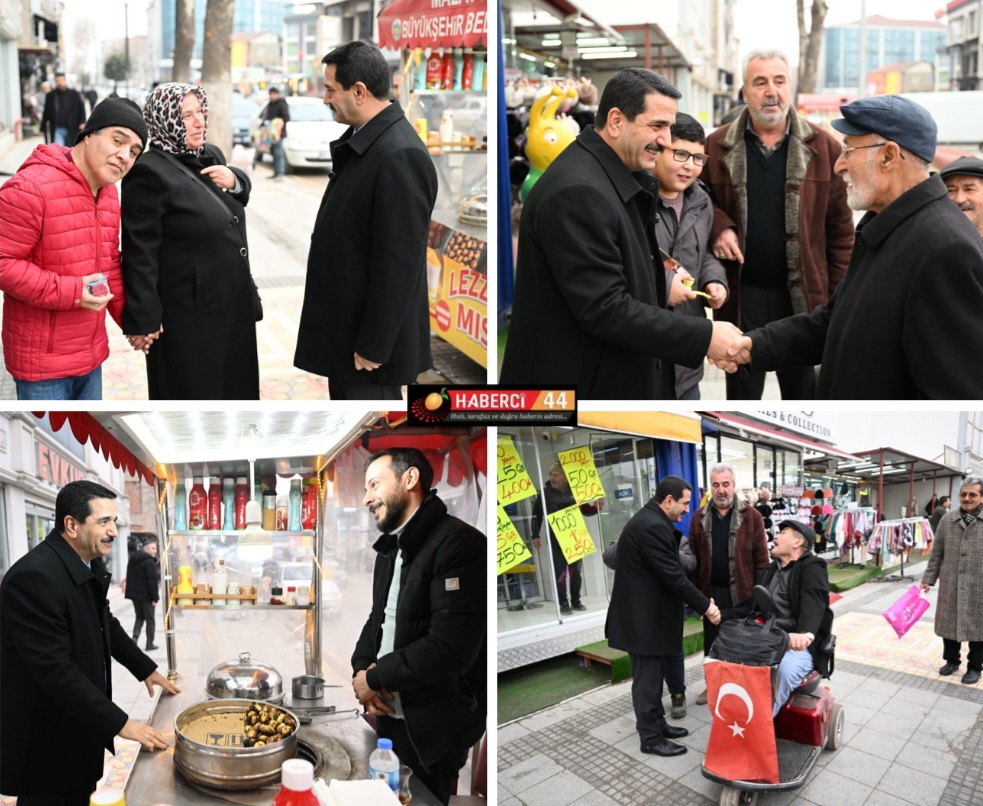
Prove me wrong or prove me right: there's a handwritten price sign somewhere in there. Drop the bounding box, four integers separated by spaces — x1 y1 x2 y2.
497 437 537 505
497 506 533 575
557 446 606 504
547 504 597 564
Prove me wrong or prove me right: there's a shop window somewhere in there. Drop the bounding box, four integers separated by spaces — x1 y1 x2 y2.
719 436 754 490
755 444 776 495
25 511 54 551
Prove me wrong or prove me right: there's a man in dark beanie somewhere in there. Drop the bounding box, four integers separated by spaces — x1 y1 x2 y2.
0 96 150 399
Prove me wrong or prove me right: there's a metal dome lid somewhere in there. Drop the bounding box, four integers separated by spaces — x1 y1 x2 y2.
204 651 284 703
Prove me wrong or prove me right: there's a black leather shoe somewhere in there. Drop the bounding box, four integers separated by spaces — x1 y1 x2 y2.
940 662 960 676
559 604 572 615
662 724 689 739
146 644 159 651
962 669 981 685
572 602 587 611
641 738 687 756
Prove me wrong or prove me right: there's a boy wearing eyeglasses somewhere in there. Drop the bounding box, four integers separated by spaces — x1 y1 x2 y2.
651 112 729 400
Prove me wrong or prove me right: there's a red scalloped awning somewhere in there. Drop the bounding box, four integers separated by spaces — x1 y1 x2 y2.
378 0 487 50
33 412 156 485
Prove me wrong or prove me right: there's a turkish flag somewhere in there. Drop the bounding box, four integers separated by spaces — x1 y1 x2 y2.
703 660 779 784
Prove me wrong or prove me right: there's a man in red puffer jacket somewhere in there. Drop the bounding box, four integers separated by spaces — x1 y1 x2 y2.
0 98 149 399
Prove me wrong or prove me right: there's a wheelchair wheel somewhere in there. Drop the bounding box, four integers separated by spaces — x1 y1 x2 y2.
720 787 758 806
826 703 845 750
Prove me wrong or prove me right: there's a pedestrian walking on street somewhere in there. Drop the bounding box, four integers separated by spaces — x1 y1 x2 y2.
121 82 261 400
295 41 438 400
704 49 854 400
125 538 160 651
687 463 769 704
0 480 181 805
921 476 983 685
718 95 983 399
260 86 290 181
0 98 148 399
39 72 87 146
605 475 720 758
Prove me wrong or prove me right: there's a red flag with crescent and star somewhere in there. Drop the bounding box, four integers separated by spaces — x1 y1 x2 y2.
703 660 779 783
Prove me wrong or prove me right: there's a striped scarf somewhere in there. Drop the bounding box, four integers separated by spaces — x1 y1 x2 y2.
960 505 982 527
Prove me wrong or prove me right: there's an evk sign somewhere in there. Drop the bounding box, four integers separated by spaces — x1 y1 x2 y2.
36 440 85 487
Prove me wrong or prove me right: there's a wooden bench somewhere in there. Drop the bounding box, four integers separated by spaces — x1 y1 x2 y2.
575 640 632 683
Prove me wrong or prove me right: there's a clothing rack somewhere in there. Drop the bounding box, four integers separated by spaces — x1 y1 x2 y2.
827 508 877 568
872 517 934 581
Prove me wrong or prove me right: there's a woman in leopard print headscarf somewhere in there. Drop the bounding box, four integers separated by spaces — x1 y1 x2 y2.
120 82 260 399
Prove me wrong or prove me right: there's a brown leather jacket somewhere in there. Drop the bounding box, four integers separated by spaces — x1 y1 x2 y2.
688 499 770 604
703 106 855 326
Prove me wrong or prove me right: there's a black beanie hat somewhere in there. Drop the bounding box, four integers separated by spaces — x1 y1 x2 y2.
76 97 148 150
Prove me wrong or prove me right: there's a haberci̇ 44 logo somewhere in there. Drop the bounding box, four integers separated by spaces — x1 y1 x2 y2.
409 387 450 424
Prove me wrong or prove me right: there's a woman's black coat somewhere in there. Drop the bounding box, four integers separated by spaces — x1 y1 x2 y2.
121 143 260 400
0 530 157 794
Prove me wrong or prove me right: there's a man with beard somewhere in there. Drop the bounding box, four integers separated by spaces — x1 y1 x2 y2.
294 40 437 400
687 463 769 705
921 477 983 685
719 95 983 399
0 481 180 805
940 156 983 239
352 449 485 805
703 49 853 400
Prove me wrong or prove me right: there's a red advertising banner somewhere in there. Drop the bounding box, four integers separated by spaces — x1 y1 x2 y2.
378 0 487 50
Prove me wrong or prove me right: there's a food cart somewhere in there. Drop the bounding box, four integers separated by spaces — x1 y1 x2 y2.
378 0 489 369
44 411 487 805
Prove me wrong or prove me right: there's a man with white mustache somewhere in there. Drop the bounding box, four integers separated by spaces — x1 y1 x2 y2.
702 49 853 401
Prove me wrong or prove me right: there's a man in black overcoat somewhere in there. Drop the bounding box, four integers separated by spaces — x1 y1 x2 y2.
351 449 485 805
125 537 160 650
499 67 746 399
39 71 86 145
0 480 180 805
295 41 438 400
606 475 720 757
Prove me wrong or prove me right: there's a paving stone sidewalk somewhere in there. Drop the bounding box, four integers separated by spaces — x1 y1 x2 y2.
498 561 983 806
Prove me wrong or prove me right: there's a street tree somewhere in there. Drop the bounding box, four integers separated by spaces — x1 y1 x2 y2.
173 0 195 83
104 53 128 84
201 0 235 155
796 0 828 95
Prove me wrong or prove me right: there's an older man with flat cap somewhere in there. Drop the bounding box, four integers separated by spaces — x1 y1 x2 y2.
720 519 834 714
716 95 983 399
941 156 983 239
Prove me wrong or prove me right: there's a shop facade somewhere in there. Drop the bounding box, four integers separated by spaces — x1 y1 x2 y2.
0 412 133 582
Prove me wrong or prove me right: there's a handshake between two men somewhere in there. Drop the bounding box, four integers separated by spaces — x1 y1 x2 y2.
706 321 753 373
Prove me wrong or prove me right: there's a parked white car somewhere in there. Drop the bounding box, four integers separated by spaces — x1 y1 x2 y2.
252 96 348 172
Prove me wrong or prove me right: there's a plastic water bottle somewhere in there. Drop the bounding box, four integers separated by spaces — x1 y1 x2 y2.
222 477 235 530
272 758 319 805
368 737 400 792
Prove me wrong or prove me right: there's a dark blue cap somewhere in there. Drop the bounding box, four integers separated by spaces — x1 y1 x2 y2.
831 95 937 164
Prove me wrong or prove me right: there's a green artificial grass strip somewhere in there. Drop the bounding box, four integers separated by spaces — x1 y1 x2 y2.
827 563 883 592
498 654 609 724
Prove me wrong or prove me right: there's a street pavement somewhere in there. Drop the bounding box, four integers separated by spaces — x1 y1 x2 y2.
0 135 486 400
498 557 983 806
